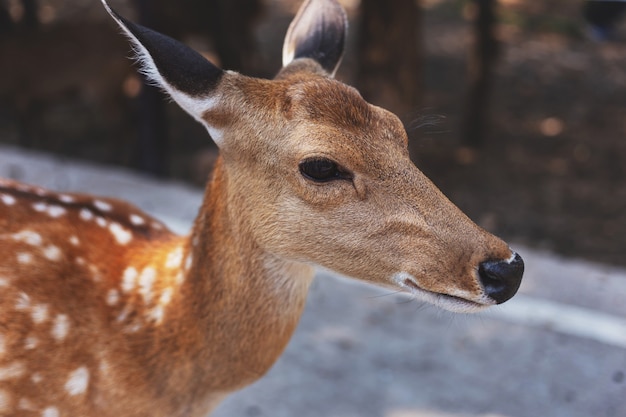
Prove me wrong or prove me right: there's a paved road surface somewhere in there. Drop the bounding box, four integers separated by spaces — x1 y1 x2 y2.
1 145 624 417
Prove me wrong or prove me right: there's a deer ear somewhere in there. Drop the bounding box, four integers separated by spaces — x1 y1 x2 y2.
101 0 226 146
282 0 348 77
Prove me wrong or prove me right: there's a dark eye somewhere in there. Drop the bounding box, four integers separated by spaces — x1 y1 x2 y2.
299 158 351 183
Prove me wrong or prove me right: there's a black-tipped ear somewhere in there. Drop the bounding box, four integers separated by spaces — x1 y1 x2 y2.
118 14 223 96
101 0 227 146
101 0 223 96
282 0 348 77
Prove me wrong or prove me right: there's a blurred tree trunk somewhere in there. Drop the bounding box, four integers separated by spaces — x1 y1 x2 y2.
0 1 14 35
0 0 38 34
22 0 38 29
356 0 422 127
463 0 499 148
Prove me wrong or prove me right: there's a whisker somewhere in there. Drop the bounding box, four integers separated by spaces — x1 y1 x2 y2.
366 290 405 299
407 112 448 134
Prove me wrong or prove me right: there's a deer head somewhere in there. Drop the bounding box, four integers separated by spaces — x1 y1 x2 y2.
101 0 523 313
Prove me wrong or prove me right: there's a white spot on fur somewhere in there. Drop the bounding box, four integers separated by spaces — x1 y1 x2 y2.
59 194 75 203
185 254 193 271
25 336 39 350
0 193 15 206
165 247 183 269
88 264 102 282
32 202 66 217
12 230 42 246
43 245 62 262
79 208 94 221
130 214 145 226
151 222 164 230
121 267 138 293
95 217 107 228
32 373 43 384
47 205 66 218
17 252 33 264
32 202 47 212
31 304 49 324
52 314 70 341
15 292 31 310
69 235 80 246
0 362 26 381
148 287 175 324
175 271 185 285
0 277 9 287
139 267 157 304
109 222 132 245
42 406 60 417
94 200 112 212
125 323 142 333
160 287 173 305
76 257 86 266
65 366 90 396
148 305 165 323
106 289 120 306
116 305 132 323
0 334 5 356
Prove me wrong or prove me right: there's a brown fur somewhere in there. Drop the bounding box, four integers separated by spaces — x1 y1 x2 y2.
0 5 515 416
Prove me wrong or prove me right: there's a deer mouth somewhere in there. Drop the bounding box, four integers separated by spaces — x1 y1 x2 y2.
396 275 493 313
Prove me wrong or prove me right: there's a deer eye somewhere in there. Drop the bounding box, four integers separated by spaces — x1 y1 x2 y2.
299 158 351 183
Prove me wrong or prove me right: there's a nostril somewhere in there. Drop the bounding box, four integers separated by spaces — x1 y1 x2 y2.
478 253 524 304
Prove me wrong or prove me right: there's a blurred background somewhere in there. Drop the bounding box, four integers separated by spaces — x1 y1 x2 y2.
1 0 625 268
1 2 625 417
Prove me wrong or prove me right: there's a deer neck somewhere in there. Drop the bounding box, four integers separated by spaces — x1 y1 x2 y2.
171 157 315 391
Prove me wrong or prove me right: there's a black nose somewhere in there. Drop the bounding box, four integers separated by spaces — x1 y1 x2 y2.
478 253 524 304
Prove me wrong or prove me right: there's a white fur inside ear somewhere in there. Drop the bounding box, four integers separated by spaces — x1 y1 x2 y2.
169 91 224 145
282 39 296 68
101 0 224 146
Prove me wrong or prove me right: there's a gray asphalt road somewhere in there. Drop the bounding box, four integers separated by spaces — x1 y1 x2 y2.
1 145 624 417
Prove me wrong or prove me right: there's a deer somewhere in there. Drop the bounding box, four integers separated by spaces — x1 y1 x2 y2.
0 0 524 416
